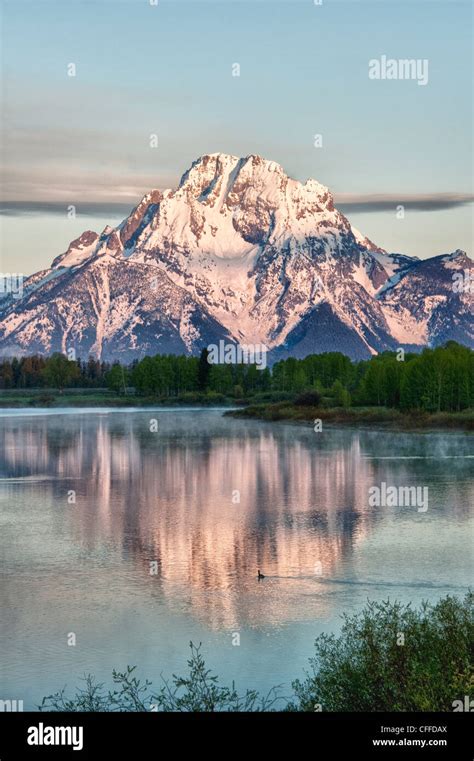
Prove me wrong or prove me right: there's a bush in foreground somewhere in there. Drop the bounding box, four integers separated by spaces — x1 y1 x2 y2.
39 594 472 712
39 643 283 712
290 593 473 712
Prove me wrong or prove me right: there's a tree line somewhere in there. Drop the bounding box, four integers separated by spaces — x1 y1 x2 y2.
0 355 110 389
0 341 472 412
271 342 474 412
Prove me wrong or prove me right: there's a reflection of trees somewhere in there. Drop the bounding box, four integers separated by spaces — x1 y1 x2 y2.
0 414 472 627
0 423 81 476
44 428 81 457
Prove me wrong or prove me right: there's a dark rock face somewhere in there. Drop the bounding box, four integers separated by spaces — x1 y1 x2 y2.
270 302 376 361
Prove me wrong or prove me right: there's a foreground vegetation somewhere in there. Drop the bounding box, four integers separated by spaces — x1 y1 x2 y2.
39 594 472 712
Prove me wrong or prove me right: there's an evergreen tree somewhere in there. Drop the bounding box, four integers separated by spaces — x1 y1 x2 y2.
197 348 211 391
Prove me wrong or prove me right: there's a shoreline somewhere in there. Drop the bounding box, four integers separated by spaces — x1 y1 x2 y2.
0 393 235 409
224 404 474 433
0 393 472 432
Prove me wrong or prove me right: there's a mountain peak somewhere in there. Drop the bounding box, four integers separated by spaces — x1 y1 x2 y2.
443 248 468 262
51 230 99 269
178 152 311 191
176 152 285 196
2 152 471 362
178 153 241 192
174 152 334 226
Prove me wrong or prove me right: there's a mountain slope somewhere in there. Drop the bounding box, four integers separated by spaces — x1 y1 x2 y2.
0 253 232 361
0 153 472 360
377 250 473 348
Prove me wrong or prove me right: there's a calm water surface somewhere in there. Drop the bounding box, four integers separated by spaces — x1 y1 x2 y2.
0 409 472 708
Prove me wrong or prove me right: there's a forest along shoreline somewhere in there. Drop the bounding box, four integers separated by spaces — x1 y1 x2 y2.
0 342 472 431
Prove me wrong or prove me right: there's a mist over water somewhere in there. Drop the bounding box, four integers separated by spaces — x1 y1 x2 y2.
0 410 472 708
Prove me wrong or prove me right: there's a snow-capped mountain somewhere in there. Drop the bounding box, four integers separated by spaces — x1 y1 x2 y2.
0 153 472 361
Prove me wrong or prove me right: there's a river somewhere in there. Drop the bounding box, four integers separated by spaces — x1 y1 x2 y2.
0 408 472 708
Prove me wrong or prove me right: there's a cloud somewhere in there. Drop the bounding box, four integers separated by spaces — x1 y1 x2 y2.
336 193 474 214
0 201 135 218
0 166 176 217
3 191 473 219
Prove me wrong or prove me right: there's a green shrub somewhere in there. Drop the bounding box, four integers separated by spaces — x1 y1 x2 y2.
290 593 473 712
248 391 295 404
39 643 283 712
294 390 322 406
38 595 472 712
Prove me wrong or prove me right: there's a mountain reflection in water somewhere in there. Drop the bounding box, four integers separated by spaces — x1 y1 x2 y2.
1 410 471 631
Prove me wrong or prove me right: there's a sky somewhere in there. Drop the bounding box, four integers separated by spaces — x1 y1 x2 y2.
0 0 472 275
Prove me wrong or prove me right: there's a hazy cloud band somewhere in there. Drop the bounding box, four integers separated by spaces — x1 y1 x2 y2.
337 193 474 214
1 193 473 218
